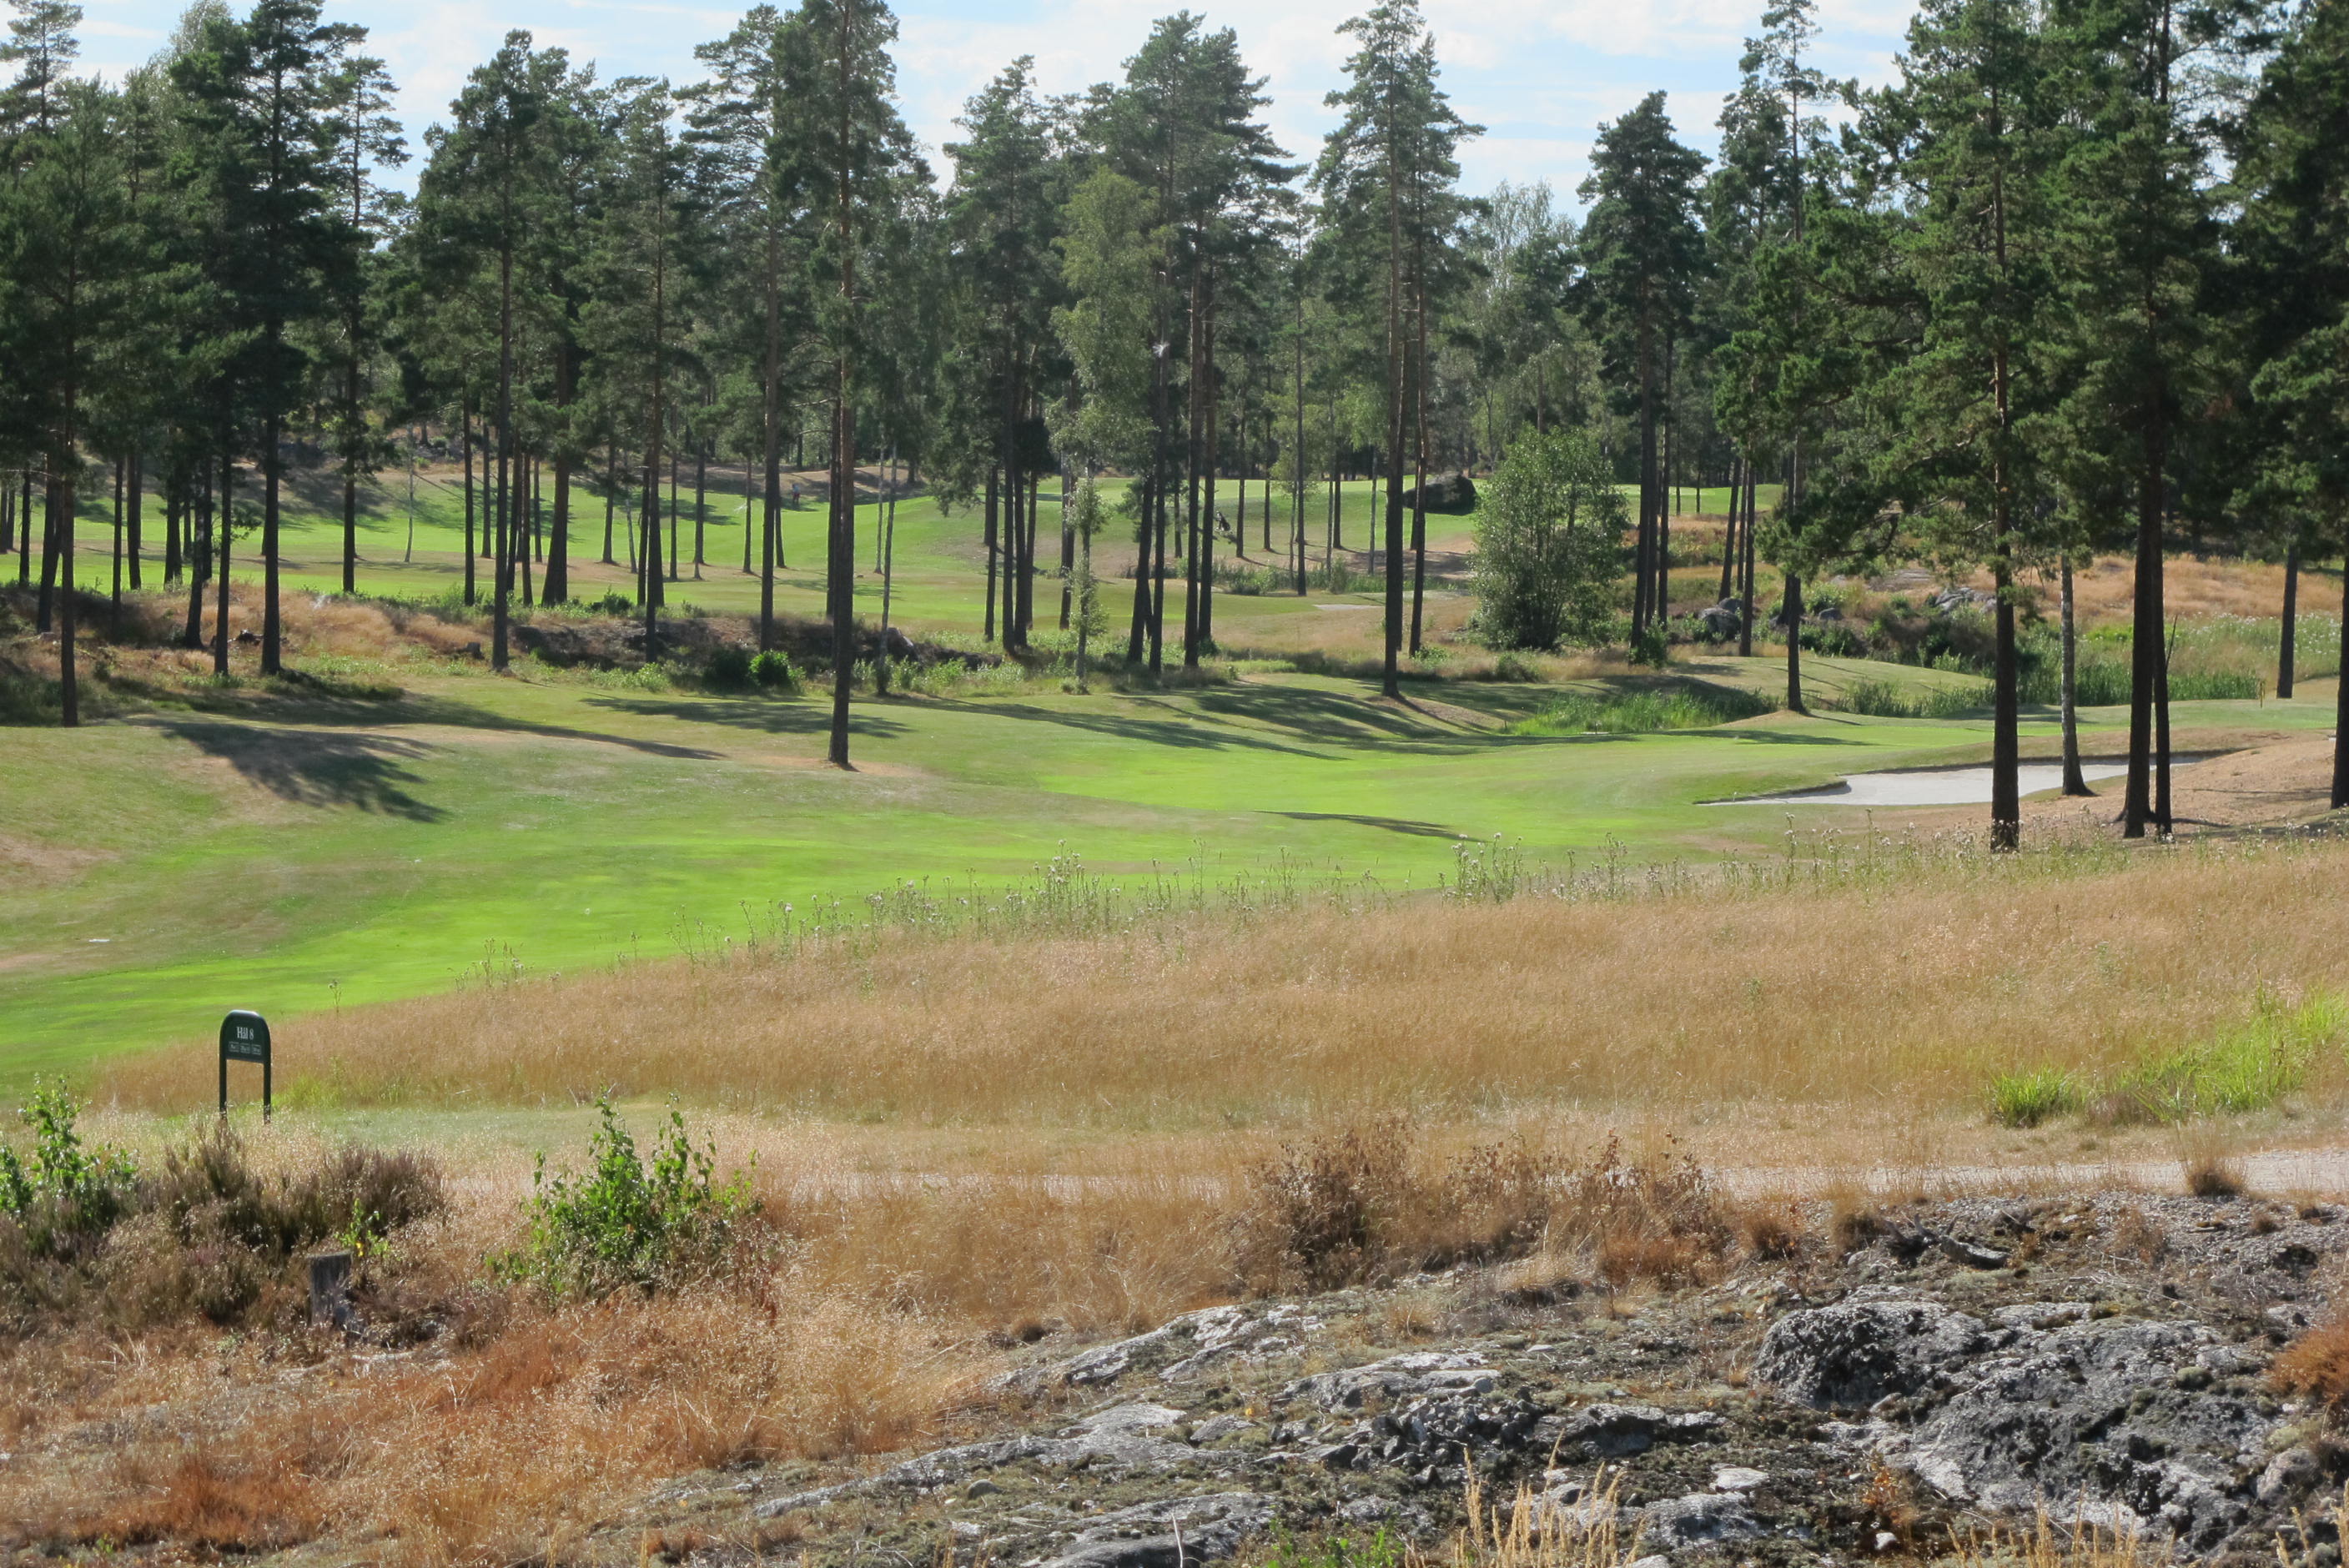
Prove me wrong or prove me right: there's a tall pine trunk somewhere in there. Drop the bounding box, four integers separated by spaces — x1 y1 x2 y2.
2061 559 2090 794
462 397 477 604
1409 238 1428 656
2278 537 2299 699
1782 571 1805 713
214 439 232 676
54 465 77 726
2123 406 2165 838
128 453 143 591
1380 123 1406 701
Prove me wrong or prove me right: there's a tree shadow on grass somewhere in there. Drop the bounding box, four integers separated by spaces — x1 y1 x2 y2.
1262 810 1461 838
925 698 1335 758
581 695 911 742
158 721 446 821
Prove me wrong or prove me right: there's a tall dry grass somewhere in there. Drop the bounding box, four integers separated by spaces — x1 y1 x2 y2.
102 836 2349 1143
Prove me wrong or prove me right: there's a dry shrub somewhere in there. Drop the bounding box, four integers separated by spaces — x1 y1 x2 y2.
0 1120 446 1335
2184 1153 2247 1200
2272 1316 2349 1411
1234 1118 1416 1292
1232 1125 1727 1294
767 1170 1231 1334
1828 1189 1885 1254
2109 1204 2170 1264
1947 1509 2170 1568
93 1446 327 1552
1739 1199 1806 1261
1441 1469 1645 1568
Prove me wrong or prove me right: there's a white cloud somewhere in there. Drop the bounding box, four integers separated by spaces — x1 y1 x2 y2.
90 0 1908 203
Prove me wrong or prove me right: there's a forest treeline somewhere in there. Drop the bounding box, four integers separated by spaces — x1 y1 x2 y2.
3 0 2347 840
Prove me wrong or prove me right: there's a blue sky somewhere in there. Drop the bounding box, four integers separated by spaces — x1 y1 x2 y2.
82 0 1913 204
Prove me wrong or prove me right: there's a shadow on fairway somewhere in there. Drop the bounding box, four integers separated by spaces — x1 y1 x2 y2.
158 721 447 821
934 699 1335 757
1187 686 1474 748
1263 810 1461 838
582 695 911 742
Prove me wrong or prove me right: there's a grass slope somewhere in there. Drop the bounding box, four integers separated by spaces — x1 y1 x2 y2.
3 639 2335 1086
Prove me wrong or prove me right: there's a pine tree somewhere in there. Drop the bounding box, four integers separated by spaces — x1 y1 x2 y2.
0 74 139 725
1888 0 2065 848
172 0 351 677
1318 0 1466 697
1572 92 1706 651
2233 0 2349 805
795 0 918 766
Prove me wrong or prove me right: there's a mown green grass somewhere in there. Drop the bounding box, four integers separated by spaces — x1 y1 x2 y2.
35 468 1781 642
3 637 2336 1093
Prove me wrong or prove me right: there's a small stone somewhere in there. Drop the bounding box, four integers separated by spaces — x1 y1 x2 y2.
2261 1447 2321 1503
1627 1557 1670 1568
1303 1442 1359 1470
1935 1235 2009 1269
1875 1532 1899 1554
1712 1467 1768 1493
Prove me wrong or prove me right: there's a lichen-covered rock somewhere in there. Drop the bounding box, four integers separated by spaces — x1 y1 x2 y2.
1898 1316 2273 1549
1632 1491 1765 1549
1757 1293 1991 1410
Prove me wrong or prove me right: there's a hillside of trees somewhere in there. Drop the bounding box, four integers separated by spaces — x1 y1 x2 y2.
4 0 2348 846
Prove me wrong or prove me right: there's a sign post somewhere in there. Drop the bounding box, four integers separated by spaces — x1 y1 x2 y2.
219 1010 271 1119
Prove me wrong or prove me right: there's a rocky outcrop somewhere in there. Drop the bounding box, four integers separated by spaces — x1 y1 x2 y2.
633 1194 2349 1568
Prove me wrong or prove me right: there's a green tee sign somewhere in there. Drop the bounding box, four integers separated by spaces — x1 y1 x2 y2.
219 1010 271 1118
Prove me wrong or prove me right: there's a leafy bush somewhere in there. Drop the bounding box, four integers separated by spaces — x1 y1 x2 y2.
704 645 754 689
1470 428 1627 650
1213 560 1280 596
0 1083 138 1251
1798 622 1869 658
750 650 798 691
1309 557 1364 595
1989 1067 2082 1128
496 1095 755 1299
1511 682 1773 736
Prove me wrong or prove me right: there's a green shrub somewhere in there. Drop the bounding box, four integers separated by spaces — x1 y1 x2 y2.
1512 682 1773 736
1989 1067 2081 1128
1838 678 1911 717
749 650 798 691
0 1083 138 1249
1309 558 1363 595
1837 678 1994 719
705 645 754 689
1214 560 1279 596
495 1095 754 1299
1469 428 1627 650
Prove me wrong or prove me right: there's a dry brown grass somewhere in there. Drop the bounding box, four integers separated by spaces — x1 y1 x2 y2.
0 1113 1736 1565
0 1234 986 1566
2272 1317 2349 1412
102 837 2349 1151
